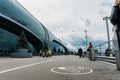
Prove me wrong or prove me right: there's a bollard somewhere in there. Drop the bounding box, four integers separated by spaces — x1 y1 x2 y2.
89 48 95 61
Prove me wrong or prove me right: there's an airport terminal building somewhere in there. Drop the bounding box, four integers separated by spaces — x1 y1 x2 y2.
0 0 68 56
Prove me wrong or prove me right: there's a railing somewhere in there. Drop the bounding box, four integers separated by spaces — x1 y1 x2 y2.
94 40 113 57
95 56 116 64
92 26 120 70
93 40 117 64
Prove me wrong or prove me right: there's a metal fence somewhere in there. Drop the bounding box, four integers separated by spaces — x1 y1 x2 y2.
94 40 113 56
93 40 117 64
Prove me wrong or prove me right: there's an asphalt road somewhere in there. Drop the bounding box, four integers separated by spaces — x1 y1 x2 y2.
0 55 120 80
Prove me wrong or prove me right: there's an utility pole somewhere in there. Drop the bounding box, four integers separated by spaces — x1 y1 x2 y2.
85 30 88 51
82 41 85 52
103 16 110 49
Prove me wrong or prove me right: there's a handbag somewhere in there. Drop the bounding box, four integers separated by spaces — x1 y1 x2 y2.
110 5 120 26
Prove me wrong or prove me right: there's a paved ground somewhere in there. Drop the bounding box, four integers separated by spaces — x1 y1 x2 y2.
0 55 120 80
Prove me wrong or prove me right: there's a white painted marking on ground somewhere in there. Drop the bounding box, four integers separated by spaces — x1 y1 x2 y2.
61 67 79 73
79 67 85 70
51 66 93 75
58 67 66 70
0 59 52 74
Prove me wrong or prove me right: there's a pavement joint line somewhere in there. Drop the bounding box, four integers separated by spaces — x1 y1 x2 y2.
0 59 52 74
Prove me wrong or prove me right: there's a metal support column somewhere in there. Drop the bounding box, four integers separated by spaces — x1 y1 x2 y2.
103 17 111 49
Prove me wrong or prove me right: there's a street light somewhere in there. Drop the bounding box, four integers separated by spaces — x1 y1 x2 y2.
82 41 85 52
103 16 111 49
85 30 88 51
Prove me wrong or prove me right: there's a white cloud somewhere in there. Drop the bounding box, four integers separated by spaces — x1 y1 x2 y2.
17 0 114 51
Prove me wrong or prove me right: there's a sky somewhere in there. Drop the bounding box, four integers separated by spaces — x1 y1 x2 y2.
17 0 114 51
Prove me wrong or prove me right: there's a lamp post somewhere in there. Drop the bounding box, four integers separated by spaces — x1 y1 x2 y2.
82 41 85 52
85 30 88 51
103 16 110 49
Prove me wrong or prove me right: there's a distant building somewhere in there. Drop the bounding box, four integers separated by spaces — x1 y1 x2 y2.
0 0 67 56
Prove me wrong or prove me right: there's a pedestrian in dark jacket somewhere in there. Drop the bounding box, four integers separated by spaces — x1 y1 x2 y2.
78 47 83 58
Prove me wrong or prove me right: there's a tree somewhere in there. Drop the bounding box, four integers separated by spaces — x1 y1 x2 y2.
58 48 60 52
53 47 56 53
16 31 28 49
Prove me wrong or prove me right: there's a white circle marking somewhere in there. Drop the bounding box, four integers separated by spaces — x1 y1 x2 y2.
51 66 93 75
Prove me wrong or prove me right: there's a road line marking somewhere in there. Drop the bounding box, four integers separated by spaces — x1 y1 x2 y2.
0 59 52 74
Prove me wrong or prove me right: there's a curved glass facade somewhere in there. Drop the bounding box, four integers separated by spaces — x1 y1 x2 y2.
0 28 35 52
48 31 65 54
0 0 67 54
0 28 18 50
0 0 45 42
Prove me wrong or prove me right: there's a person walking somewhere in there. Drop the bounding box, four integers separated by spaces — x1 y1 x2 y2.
88 42 93 49
88 42 95 61
87 42 93 52
78 47 83 58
